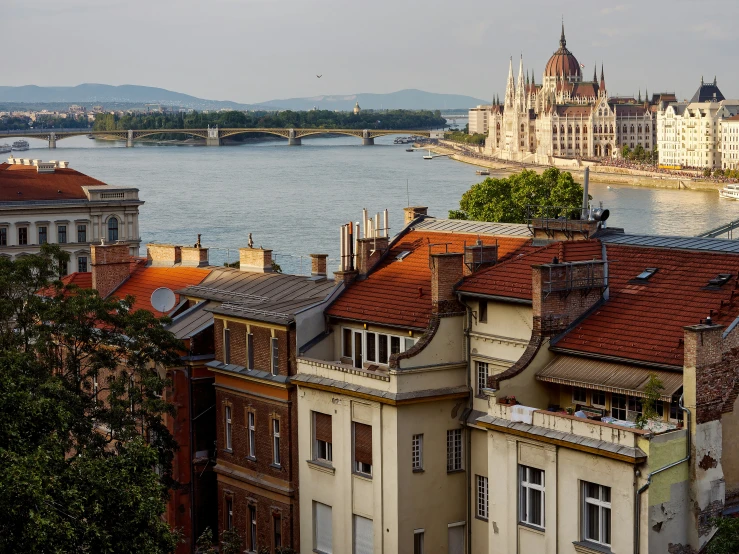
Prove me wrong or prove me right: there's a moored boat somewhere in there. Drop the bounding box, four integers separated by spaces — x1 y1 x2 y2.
0 144 11 154
719 183 739 200
12 140 29 151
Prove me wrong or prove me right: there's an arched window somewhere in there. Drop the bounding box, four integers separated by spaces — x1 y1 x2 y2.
630 125 635 133
575 125 580 133
108 217 119 242
645 125 650 133
623 125 627 133
521 124 525 133
561 125 565 134
568 126 572 134
638 125 642 133
610 125 614 134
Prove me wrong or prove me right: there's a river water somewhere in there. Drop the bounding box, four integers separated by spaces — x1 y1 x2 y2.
10 134 739 274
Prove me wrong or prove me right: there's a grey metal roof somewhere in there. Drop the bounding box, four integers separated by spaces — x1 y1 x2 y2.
208 297 325 325
601 233 739 254
206 360 290 384
476 414 647 460
166 300 215 340
412 217 532 238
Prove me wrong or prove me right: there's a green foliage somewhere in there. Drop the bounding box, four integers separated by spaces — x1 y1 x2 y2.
448 168 588 224
220 528 243 554
704 167 713 177
195 527 217 554
635 374 665 429
444 130 486 145
0 114 89 131
271 260 283 273
707 516 739 554
0 245 182 553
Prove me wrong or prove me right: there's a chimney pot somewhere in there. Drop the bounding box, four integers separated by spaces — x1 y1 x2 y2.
180 246 209 267
146 244 182 267
239 247 273 273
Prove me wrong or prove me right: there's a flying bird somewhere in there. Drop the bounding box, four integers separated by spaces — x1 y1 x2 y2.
316 74 322 78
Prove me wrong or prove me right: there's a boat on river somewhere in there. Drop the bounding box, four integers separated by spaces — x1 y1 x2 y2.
12 140 29 151
476 169 490 175
719 184 739 200
0 144 11 154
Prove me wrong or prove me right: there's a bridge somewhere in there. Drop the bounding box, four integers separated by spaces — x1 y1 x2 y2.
0 126 432 148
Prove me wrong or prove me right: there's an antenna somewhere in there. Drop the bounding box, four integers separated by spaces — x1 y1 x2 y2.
150 287 176 313
407 179 410 207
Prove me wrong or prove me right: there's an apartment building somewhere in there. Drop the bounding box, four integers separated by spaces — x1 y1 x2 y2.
0 157 143 272
469 105 491 135
720 114 739 171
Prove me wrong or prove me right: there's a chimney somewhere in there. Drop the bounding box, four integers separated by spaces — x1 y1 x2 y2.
240 247 272 273
356 237 389 277
463 240 498 276
147 244 182 267
430 252 464 314
403 206 428 226
310 253 328 278
531 259 606 336
181 246 209 267
91 242 131 299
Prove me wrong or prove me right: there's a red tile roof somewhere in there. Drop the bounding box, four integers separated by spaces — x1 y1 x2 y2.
326 230 531 329
457 240 603 301
111 265 211 316
554 244 739 367
0 163 107 202
62 271 93 289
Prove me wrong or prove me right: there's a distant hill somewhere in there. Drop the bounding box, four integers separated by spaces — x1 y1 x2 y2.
262 89 488 111
0 84 487 111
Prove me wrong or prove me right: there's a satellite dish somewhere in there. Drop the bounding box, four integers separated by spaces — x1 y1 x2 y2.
150 287 176 313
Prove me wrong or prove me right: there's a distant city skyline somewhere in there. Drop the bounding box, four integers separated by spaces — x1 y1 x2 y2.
4 0 738 105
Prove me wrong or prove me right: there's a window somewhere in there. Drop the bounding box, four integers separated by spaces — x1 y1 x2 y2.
107 217 118 242
448 523 465 554
248 504 257 552
77 224 86 243
479 300 488 323
636 267 658 280
225 406 232 451
669 395 684 422
18 227 27 246
342 328 352 359
477 475 489 519
611 393 627 420
271 337 279 375
223 328 231 364
573 387 588 404
78 256 88 273
226 497 233 530
447 429 463 472
414 530 424 554
412 434 423 471
353 422 373 476
519 465 545 528
246 332 254 369
248 411 256 459
353 515 373 554
583 482 611 547
314 501 333 554
378 333 388 364
366 332 376 362
629 396 643 417
272 418 281 466
476 361 489 395
314 412 333 463
592 390 606 407
0 228 6 246
273 513 282 550
354 331 363 368
57 225 67 244
38 226 47 245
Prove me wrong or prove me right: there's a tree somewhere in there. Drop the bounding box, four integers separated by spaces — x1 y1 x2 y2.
0 245 182 553
707 516 739 554
621 144 631 159
635 374 664 429
448 168 588 224
220 528 243 554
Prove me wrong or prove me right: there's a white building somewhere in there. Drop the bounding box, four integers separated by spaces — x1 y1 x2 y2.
721 114 739 171
0 157 143 273
469 105 491 135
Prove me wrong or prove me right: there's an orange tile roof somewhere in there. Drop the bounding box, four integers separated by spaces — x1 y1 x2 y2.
554 244 739 367
62 271 92 289
326 230 531 329
0 163 108 202
111 266 211 316
458 240 603 301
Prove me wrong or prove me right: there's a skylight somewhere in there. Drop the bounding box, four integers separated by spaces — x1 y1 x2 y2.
395 251 411 261
636 268 658 280
708 273 732 287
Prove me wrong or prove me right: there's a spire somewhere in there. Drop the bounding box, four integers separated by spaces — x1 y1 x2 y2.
531 70 535 87
593 64 597 83
645 88 649 103
505 57 515 109
600 63 605 92
638 89 642 103
517 55 526 110
526 70 530 86
560 17 566 48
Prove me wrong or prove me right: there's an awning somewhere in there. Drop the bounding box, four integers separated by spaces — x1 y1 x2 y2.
536 356 682 402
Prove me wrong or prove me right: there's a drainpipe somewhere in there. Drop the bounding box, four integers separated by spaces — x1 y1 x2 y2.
633 395 691 554
460 294 473 554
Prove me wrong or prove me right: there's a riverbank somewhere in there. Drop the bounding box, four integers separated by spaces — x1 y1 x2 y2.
424 142 724 191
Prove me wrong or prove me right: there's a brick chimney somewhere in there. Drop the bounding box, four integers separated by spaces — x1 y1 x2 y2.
310 254 328 277
147 244 182 267
403 206 428 226
463 240 498 276
431 252 464 314
91 243 131 299
181 246 209 267
531 260 606 336
356 237 389 278
240 247 272 273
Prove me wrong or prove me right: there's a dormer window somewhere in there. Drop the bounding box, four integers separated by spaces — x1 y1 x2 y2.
708 274 732 287
636 268 658 280
395 251 411 262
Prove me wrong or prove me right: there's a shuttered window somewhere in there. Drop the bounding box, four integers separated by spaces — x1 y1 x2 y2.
314 412 333 463
247 333 254 369
224 328 231 364
353 515 373 554
448 524 465 554
271 337 279 375
353 422 372 476
314 501 333 554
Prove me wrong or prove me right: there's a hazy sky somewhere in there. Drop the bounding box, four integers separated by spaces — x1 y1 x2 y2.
5 0 738 103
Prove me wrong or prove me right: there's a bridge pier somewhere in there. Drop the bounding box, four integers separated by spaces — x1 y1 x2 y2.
206 125 221 146
49 133 56 149
362 137 374 146
126 130 134 148
288 137 302 146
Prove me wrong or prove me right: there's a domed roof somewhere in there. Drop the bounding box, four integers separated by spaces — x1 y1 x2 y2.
544 24 581 78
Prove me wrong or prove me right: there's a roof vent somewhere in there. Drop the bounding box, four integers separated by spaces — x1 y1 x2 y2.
707 273 732 287
636 268 658 280
395 251 411 262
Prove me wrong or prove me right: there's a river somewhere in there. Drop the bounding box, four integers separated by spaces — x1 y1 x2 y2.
9 134 739 274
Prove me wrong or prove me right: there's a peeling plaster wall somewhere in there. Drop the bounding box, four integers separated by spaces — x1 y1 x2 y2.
721 395 739 500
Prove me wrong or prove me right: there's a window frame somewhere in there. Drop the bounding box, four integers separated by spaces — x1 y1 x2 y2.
247 410 256 459
57 225 67 244
313 501 333 554
37 226 48 245
343 327 417 368
476 361 489 396
446 429 463 472
412 433 423 471
272 417 281 467
519 465 545 529
413 529 425 554
313 411 333 464
223 327 231 365
582 482 612 547
77 256 88 273
477 475 489 520
591 390 606 408
478 300 488 323
247 332 254 370
353 422 373 477
77 224 87 243
573 387 588 404
247 503 257 552
224 404 233 452
611 393 627 420
107 216 119 242
18 226 28 246
0 227 6 246
273 511 282 551
225 496 234 531
271 336 279 376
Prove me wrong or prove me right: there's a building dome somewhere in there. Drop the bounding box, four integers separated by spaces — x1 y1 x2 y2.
353 101 361 114
544 24 581 79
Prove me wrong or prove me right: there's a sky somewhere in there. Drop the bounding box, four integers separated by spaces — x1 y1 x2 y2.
4 0 739 104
